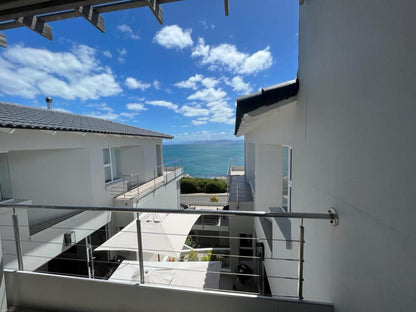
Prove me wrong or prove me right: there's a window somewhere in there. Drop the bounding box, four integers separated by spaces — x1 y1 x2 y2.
0 153 12 201
282 146 292 212
103 148 121 183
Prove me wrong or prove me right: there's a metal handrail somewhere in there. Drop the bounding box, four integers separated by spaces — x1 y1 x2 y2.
1 203 338 300
112 159 183 199
0 204 337 221
122 159 181 180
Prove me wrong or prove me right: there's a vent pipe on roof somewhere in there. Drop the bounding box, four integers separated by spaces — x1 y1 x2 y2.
45 97 53 109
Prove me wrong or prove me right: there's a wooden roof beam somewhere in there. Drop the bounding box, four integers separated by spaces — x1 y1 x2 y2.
94 0 180 13
0 0 50 11
16 16 53 40
94 0 148 14
0 33 7 48
0 0 118 22
147 0 163 24
76 6 105 32
224 0 229 16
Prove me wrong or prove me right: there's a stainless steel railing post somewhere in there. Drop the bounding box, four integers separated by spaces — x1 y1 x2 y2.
297 220 305 300
12 208 24 271
136 212 145 284
122 176 126 199
153 169 157 191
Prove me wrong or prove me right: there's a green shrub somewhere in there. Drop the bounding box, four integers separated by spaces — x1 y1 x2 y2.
180 178 199 193
201 252 219 262
210 195 219 202
180 177 227 194
185 235 200 248
187 249 199 261
205 179 227 193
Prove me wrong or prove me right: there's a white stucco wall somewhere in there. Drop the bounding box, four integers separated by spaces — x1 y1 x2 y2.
239 1 416 310
0 129 164 208
120 146 146 183
0 128 170 251
296 1 416 310
136 176 181 210
8 148 93 205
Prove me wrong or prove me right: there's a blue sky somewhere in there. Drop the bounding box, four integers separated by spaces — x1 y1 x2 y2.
0 0 298 143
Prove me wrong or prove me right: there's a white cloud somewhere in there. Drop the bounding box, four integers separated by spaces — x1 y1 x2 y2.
88 111 119 120
120 112 139 119
153 80 161 90
103 50 112 58
126 103 147 111
87 102 119 121
239 48 273 74
88 102 112 112
187 87 227 102
206 100 235 125
192 119 207 126
146 100 178 111
120 102 147 120
199 20 215 30
0 44 122 100
179 105 209 117
117 48 127 63
153 25 193 49
225 76 253 94
192 38 273 75
118 48 127 56
125 77 151 90
174 74 219 90
117 24 140 40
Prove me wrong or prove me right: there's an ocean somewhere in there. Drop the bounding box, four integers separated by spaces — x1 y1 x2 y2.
163 142 244 178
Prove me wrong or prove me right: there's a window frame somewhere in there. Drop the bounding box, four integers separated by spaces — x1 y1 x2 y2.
103 147 122 184
282 145 293 212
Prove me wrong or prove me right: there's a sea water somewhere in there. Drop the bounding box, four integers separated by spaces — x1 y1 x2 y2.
163 142 244 178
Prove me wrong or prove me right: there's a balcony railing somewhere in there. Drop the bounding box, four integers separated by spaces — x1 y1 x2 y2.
227 160 251 206
0 203 338 301
110 159 183 201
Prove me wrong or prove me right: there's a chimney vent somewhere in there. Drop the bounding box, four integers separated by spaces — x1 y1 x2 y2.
45 97 53 109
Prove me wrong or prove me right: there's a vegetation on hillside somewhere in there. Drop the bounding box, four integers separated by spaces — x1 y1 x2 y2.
180 177 227 194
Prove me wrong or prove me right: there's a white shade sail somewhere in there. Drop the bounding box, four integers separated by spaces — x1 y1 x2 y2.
95 213 200 258
109 260 222 290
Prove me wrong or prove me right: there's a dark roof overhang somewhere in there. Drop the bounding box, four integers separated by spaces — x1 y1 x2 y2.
234 79 299 135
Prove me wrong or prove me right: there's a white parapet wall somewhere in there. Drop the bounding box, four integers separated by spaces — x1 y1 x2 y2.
180 193 228 206
5 270 333 312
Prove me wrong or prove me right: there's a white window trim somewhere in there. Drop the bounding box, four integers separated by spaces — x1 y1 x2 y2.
282 145 293 212
103 147 121 184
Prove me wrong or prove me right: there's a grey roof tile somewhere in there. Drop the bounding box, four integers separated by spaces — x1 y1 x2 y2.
0 102 173 139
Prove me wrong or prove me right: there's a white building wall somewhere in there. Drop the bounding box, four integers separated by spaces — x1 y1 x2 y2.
240 1 416 309
143 144 158 181
244 142 255 190
8 148 93 206
296 1 416 310
136 176 181 209
120 146 146 182
0 128 163 208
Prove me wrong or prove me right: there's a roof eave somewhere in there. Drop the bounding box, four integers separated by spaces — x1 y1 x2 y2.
234 79 299 135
